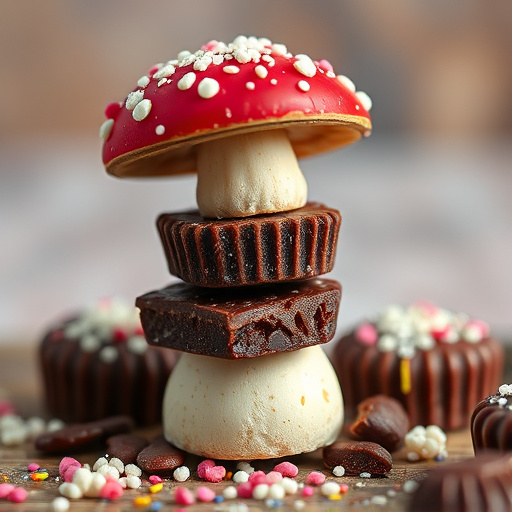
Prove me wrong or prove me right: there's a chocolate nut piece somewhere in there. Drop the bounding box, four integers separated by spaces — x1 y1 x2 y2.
35 416 134 454
157 203 341 287
350 395 409 452
137 278 341 359
136 435 186 476
106 434 149 464
323 441 392 475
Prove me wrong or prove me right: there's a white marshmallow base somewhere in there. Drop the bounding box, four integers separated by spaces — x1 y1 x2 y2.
162 345 343 460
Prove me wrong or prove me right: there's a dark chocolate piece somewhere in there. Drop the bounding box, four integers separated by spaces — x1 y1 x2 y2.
106 434 149 464
323 441 392 475
35 416 134 454
471 391 512 453
157 202 341 287
350 395 409 452
136 278 341 359
408 453 512 512
331 331 503 430
40 316 179 425
136 435 186 476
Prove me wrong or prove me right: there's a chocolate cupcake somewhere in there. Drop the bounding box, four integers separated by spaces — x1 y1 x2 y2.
331 301 503 430
40 298 179 425
471 384 512 453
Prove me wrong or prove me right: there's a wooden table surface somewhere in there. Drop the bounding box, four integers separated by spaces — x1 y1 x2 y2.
0 344 485 511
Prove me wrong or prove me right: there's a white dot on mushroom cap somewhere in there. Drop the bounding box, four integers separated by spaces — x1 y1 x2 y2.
99 119 114 140
125 90 144 110
155 125 165 136
223 65 240 74
293 54 317 77
356 90 373 111
262 55 275 67
246 82 256 90
137 76 150 88
336 74 356 92
177 72 197 90
271 43 288 55
297 80 310 92
254 65 268 79
132 99 152 121
197 77 220 98
153 63 175 79
270 78 277 85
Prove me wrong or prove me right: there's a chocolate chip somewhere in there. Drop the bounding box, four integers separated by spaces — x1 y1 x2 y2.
136 435 186 476
323 441 392 475
349 395 409 452
35 416 134 454
106 434 149 464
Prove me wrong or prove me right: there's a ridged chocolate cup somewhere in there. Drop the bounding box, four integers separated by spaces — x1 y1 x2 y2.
157 202 341 287
331 332 503 430
137 278 341 359
471 394 512 453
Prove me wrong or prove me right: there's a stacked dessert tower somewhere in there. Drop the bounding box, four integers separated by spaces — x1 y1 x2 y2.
100 36 372 459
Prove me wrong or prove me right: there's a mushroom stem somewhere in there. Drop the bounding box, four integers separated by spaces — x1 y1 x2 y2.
196 129 307 219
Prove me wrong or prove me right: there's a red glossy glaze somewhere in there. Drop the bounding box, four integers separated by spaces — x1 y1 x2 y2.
101 39 372 178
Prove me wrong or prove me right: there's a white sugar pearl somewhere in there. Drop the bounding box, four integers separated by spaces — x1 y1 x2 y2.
425 425 446 445
232 470 249 483
499 384 512 396
173 466 190 482
72 468 93 493
222 485 238 499
51 497 70 512
332 465 345 477
252 483 269 500
236 461 255 474
118 477 127 489
108 457 124 475
59 482 83 499
126 475 142 489
84 473 106 498
268 483 286 500
125 464 142 477
26 417 46 439
370 495 387 505
93 457 108 471
293 500 306 510
320 481 340 496
420 438 440 458
97 464 119 480
378 334 398 352
407 451 421 462
47 418 66 432
281 477 298 494
403 480 420 494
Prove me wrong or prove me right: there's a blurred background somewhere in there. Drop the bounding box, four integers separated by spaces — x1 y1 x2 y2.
1 0 511 347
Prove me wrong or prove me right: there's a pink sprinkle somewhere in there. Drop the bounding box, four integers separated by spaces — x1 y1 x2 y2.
7 487 28 503
248 471 268 486
266 471 283 484
148 65 160 77
431 326 450 342
355 323 378 345
104 101 122 120
197 460 225 483
273 462 298 478
27 463 40 472
317 59 334 73
99 480 124 501
466 319 490 338
59 457 81 482
0 400 16 417
305 471 326 486
201 40 219 52
339 483 350 494
174 486 195 505
196 486 216 503
0 483 15 499
302 485 315 497
149 475 163 485
112 327 128 343
237 482 254 499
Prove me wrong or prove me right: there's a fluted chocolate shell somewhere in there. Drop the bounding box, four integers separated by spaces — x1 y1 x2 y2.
471 394 512 453
40 318 179 425
137 278 341 359
332 332 503 430
408 453 512 512
157 202 341 287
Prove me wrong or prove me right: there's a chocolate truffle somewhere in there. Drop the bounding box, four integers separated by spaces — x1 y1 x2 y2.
40 298 179 425
331 301 503 430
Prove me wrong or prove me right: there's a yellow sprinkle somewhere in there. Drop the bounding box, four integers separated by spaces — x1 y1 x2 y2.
149 483 163 494
1 474 9 482
328 494 342 501
134 496 152 506
400 358 412 395
30 472 49 481
226 471 233 479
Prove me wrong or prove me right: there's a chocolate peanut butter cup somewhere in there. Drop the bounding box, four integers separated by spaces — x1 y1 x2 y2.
137 278 341 359
157 202 341 287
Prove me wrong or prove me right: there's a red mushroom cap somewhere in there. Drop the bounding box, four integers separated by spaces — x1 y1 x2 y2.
100 36 372 178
